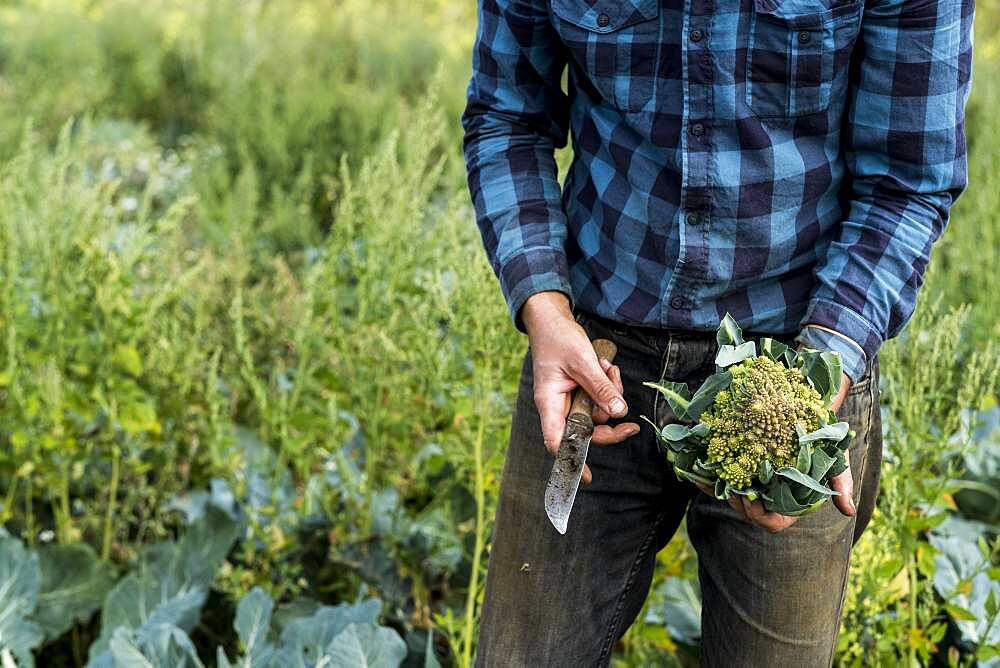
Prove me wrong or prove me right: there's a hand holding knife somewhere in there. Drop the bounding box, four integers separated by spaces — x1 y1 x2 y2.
544 338 620 534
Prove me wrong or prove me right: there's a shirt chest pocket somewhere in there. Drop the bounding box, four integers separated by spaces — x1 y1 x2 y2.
550 0 660 113
746 0 862 118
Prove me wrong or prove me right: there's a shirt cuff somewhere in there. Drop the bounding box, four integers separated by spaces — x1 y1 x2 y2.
498 247 574 333
796 324 868 384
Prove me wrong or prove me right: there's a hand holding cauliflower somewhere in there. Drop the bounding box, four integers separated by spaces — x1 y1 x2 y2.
645 315 854 517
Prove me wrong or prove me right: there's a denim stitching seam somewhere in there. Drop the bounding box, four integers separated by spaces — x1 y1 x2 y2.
597 512 666 664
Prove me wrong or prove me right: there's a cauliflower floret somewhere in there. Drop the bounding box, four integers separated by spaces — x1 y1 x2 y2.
701 356 827 489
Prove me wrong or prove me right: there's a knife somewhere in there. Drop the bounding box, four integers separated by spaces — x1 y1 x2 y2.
544 338 618 534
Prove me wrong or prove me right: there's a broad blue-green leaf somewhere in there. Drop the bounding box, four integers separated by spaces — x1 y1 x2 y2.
758 459 773 484
716 313 745 347
796 443 811 474
809 448 839 482
165 478 240 524
715 342 756 368
326 623 407 668
88 578 206 665
824 447 848 478
177 505 241 584
952 406 1000 523
798 422 851 445
760 482 808 514
686 371 732 420
759 338 789 361
661 423 689 441
0 530 43 667
90 505 238 661
761 482 827 516
36 542 116 641
645 576 702 645
217 647 235 668
930 517 1000 647
235 587 276 666
424 629 442 668
107 623 204 668
725 485 759 501
798 350 842 403
774 467 839 496
279 599 383 662
644 381 692 421
672 464 716 488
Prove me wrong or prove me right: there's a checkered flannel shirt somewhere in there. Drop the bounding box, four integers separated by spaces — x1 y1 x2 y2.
461 0 973 382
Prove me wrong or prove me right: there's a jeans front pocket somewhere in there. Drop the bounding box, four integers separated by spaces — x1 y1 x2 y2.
746 0 862 118
550 0 660 113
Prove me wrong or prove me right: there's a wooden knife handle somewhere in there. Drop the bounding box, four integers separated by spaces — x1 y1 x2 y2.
568 338 619 418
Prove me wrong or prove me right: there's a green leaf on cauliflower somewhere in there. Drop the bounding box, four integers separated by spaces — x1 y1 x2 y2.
644 381 693 422
716 313 745 347
774 467 839 497
715 341 757 368
686 371 732 421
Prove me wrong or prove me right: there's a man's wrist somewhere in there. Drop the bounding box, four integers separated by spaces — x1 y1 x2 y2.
521 291 574 335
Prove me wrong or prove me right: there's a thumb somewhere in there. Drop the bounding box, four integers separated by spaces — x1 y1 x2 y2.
829 459 856 517
572 354 628 418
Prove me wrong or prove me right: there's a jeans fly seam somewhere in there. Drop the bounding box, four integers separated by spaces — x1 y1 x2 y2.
651 338 676 460
598 511 665 664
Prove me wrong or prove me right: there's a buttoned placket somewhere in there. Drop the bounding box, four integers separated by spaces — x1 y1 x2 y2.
667 0 715 325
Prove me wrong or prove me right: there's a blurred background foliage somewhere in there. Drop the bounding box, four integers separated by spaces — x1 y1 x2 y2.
0 0 996 666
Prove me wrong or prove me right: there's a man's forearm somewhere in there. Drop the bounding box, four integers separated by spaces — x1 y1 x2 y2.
461 0 572 332
801 0 972 379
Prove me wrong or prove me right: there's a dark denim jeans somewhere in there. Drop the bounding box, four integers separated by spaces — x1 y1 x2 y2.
475 310 882 667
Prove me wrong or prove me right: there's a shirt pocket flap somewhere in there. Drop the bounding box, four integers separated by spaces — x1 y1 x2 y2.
752 0 861 28
551 0 659 34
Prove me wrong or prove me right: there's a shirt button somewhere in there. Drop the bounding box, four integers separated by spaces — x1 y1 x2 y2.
690 123 706 137
797 30 812 44
597 13 610 27
669 297 685 310
689 29 704 42
687 212 704 226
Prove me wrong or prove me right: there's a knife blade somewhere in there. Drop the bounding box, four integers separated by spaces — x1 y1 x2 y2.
544 338 618 534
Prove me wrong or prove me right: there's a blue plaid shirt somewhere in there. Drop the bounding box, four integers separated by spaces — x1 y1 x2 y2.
461 0 973 382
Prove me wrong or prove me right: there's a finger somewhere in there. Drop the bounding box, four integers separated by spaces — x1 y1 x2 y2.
589 364 628 424
535 389 570 456
571 354 628 418
591 422 640 445
695 483 714 497
829 461 856 517
728 496 749 520
608 364 625 395
742 497 798 533
581 463 593 485
831 373 851 414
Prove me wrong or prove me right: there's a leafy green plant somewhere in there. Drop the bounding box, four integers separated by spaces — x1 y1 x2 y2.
217 588 407 668
0 530 43 667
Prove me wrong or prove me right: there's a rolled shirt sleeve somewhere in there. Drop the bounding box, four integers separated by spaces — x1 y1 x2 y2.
801 0 973 382
461 0 573 331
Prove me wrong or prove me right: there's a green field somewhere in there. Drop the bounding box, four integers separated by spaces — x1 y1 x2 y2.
0 1 997 666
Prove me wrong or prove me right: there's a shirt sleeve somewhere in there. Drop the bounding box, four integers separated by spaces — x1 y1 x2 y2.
800 0 974 382
461 0 572 331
